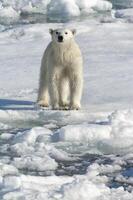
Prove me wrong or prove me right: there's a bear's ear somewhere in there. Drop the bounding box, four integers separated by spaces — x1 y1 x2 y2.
71 29 76 35
49 29 54 35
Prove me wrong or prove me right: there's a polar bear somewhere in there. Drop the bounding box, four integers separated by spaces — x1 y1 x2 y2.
37 28 83 110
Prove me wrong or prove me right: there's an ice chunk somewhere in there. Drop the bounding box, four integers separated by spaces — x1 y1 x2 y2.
12 155 58 172
3 176 21 190
0 24 6 32
0 163 19 176
13 127 52 145
21 1 50 15
94 0 112 11
77 0 112 11
76 0 98 9
0 122 10 130
109 110 133 126
98 110 133 154
21 2 38 14
57 124 111 142
47 145 74 161
2 191 25 200
47 0 80 19
0 133 14 141
61 178 101 200
0 6 19 25
10 142 34 156
55 110 133 155
87 163 121 175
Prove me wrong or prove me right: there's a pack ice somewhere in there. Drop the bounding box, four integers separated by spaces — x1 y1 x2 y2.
0 0 112 24
0 5 133 200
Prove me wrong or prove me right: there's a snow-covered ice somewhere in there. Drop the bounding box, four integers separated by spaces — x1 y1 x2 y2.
0 2 133 199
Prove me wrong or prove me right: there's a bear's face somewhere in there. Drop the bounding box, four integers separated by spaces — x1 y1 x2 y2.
49 28 76 44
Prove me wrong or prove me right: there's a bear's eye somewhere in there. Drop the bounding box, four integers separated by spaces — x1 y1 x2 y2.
56 31 59 35
65 32 68 34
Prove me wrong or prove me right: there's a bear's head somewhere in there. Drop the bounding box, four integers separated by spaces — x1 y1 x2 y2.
49 28 76 44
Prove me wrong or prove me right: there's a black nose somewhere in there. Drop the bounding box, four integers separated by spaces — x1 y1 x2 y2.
58 35 63 42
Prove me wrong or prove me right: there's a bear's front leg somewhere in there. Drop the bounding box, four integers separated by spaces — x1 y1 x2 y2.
69 72 83 110
49 70 60 110
59 77 69 109
37 59 49 107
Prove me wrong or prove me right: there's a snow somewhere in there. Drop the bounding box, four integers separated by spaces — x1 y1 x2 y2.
0 2 133 200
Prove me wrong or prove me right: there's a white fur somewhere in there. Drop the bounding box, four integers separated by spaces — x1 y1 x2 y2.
37 28 83 110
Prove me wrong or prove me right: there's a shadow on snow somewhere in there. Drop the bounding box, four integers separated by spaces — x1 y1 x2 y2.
0 99 35 110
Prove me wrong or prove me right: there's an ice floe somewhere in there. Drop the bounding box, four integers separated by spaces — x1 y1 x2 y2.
52 110 133 155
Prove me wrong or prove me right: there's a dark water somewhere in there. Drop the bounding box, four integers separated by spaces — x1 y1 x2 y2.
110 0 133 9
